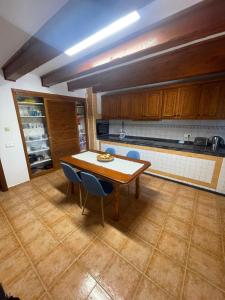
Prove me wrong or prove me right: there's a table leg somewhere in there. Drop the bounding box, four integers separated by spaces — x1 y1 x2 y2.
135 176 140 199
113 183 120 221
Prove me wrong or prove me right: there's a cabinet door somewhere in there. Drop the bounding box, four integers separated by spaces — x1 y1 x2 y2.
218 84 225 119
131 92 145 119
142 90 162 119
162 88 179 119
102 95 121 119
120 94 132 119
198 82 222 119
45 99 79 167
177 85 201 119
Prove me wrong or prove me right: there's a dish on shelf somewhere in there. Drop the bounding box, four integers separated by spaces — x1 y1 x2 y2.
97 153 114 162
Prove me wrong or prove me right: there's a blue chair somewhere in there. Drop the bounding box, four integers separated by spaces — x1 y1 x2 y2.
126 150 140 160
61 162 82 208
80 172 113 226
105 147 116 155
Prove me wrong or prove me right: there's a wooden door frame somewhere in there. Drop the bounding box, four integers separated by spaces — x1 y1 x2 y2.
0 160 8 192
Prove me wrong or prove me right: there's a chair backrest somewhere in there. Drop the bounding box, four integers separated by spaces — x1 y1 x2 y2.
105 147 116 155
61 162 81 183
80 172 106 197
126 150 140 160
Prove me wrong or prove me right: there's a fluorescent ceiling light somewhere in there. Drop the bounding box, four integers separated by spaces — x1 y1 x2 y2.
65 11 140 56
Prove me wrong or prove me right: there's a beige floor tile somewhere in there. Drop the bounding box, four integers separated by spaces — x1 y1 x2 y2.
87 284 112 300
0 233 19 260
164 216 191 240
183 271 225 300
39 293 51 300
10 211 37 231
170 205 193 223
33 201 56 216
50 262 96 300
150 196 172 213
63 228 95 258
99 224 128 251
197 202 218 219
51 216 78 240
36 244 74 287
99 255 141 299
177 186 196 199
120 235 153 271
194 213 221 234
176 195 195 210
158 231 188 265
192 226 223 257
146 251 184 297
26 194 46 208
79 240 114 278
133 218 161 246
0 196 22 211
6 267 45 300
26 230 59 263
135 277 171 300
188 246 225 289
0 215 11 238
17 220 47 245
5 203 28 219
41 208 65 225
0 248 30 285
143 206 167 226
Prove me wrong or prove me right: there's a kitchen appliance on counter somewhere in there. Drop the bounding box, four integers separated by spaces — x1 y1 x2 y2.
194 137 209 147
210 136 224 152
96 120 109 137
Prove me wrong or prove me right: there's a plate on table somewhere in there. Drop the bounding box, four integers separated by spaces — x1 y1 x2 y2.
97 153 114 162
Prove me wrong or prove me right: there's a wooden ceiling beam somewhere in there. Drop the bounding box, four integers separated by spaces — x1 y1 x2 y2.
67 35 225 92
43 0 225 87
2 0 152 81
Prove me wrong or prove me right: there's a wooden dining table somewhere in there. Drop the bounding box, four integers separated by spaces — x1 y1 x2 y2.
61 150 151 220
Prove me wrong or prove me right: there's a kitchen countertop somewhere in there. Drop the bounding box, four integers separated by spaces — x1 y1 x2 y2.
98 135 225 157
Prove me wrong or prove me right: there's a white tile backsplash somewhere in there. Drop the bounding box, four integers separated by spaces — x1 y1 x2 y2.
109 120 225 141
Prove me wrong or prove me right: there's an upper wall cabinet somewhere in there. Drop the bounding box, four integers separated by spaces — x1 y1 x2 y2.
198 82 222 119
162 88 179 119
142 90 162 120
177 85 201 119
101 79 225 120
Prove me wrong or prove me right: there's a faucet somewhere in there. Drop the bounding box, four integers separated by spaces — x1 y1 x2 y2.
119 120 126 139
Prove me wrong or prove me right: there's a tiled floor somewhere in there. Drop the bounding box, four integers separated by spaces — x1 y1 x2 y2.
0 170 225 299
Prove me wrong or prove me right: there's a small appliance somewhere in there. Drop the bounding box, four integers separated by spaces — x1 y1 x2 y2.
211 136 224 152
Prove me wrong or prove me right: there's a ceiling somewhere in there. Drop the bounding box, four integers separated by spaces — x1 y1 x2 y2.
0 0 69 66
0 0 203 82
32 0 202 78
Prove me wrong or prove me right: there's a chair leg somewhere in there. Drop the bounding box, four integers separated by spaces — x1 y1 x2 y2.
101 197 105 227
82 192 88 215
78 183 82 208
67 182 72 200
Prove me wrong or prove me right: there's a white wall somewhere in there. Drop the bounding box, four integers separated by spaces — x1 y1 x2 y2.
0 72 86 187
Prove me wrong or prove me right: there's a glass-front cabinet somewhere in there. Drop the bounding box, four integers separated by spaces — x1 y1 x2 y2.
15 94 53 176
76 100 88 152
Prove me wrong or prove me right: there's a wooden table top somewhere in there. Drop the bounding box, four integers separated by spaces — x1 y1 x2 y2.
61 150 151 184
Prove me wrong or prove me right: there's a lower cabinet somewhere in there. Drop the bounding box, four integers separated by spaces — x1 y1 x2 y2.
100 141 224 194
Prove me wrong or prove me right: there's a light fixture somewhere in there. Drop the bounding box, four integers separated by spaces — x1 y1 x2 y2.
65 11 140 56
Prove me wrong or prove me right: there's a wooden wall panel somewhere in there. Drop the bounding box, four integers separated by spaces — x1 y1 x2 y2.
45 99 79 167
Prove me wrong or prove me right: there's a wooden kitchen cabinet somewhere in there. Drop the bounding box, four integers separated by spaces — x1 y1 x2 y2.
162 88 179 119
198 82 222 119
102 94 121 119
218 84 225 119
131 92 145 119
177 85 201 119
120 93 132 119
142 90 162 119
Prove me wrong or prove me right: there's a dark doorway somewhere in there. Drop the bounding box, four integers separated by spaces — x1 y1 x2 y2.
0 160 8 192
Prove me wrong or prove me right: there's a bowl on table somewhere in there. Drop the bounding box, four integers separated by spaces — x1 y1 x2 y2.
97 153 114 162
